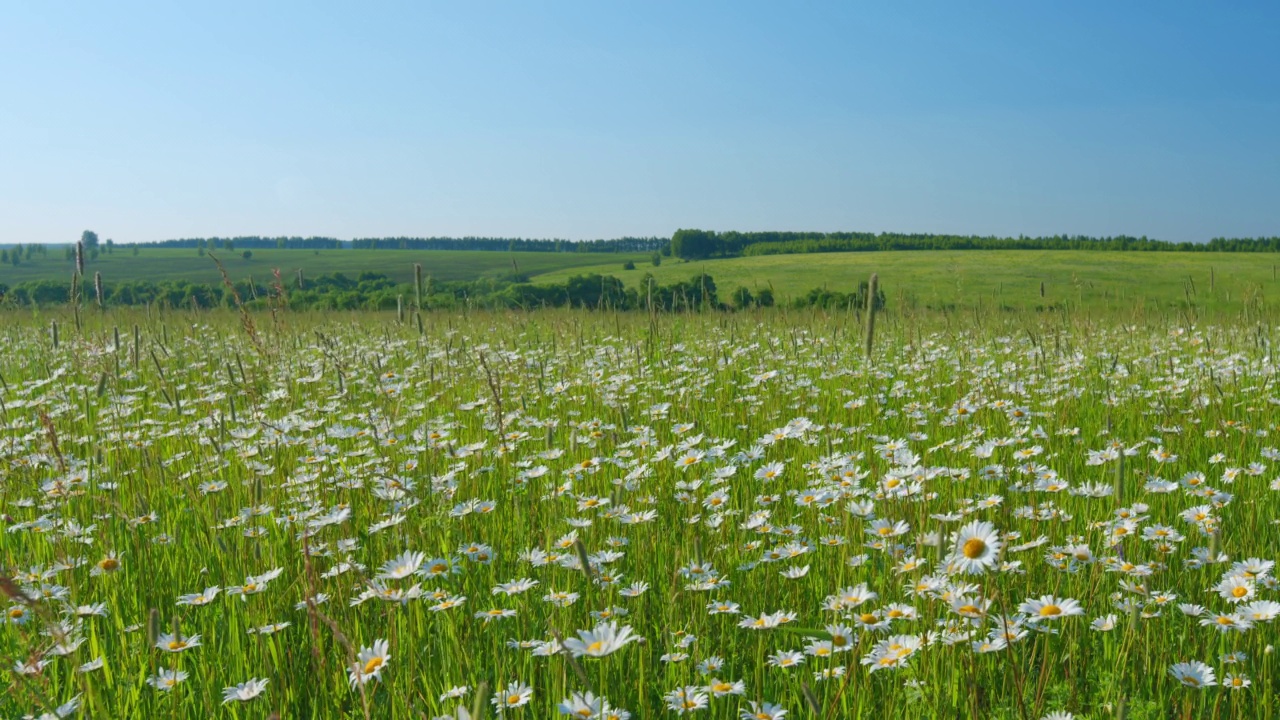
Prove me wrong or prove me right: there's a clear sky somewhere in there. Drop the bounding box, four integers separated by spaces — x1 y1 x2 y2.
1 1 1277 244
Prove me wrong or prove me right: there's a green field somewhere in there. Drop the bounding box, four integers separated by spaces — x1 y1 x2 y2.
3 308 1279 718
0 248 650 286
5 248 1280 313
536 250 1280 311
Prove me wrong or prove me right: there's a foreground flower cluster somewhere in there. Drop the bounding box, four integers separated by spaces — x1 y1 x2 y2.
2 313 1278 717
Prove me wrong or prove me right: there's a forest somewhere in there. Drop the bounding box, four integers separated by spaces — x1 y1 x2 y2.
0 271 885 313
669 228 1280 259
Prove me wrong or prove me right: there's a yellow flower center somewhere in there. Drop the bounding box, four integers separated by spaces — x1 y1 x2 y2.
962 538 987 559
1039 604 1062 617
363 657 384 674
1232 586 1249 598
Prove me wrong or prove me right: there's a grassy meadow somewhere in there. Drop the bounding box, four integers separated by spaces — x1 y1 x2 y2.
536 250 1280 312
5 247 1280 316
2 304 1280 719
0 248 651 286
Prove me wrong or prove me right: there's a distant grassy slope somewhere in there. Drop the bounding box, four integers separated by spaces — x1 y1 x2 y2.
0 248 649 286
6 247 1276 312
535 250 1280 310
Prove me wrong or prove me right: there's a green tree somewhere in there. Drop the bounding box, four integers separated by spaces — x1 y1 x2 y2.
671 229 719 260
81 230 100 251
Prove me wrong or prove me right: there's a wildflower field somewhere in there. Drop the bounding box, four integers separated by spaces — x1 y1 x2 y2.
3 306 1279 719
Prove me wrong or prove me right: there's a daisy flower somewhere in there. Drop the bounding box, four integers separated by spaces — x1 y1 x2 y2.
378 550 425 580
493 682 533 712
563 622 639 658
222 678 269 703
348 639 391 687
558 691 604 717
1018 595 1084 621
1223 673 1251 690
949 520 1001 575
1169 660 1216 688
155 632 201 652
147 668 189 691
740 702 787 719
664 686 709 714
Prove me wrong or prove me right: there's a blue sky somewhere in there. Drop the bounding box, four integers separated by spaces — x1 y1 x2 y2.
1 1 1276 244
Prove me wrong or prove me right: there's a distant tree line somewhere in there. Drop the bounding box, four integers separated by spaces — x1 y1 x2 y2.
669 229 1280 260
145 236 668 253
17 230 1280 262
0 272 883 313
0 243 50 266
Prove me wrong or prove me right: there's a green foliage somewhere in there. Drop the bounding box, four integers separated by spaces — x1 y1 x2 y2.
672 228 1280 257
671 228 723 259
0 248 654 286
141 234 667 253
793 279 885 311
0 271 876 314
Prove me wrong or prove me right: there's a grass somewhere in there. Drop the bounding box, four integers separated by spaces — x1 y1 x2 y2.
0 248 650 286
1 304 1279 718
7 247 1279 315
535 250 1280 312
